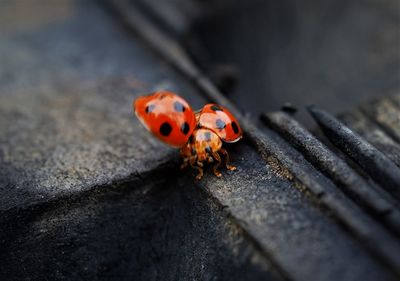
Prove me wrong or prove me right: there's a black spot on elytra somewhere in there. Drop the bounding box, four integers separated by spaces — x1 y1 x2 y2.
204 132 211 141
181 122 190 135
189 135 194 143
205 146 212 153
211 105 223 111
160 122 172 136
145 104 155 113
216 119 226 130
174 101 186 112
231 121 240 134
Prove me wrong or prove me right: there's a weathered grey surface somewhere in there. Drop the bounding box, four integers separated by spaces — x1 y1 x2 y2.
0 170 280 281
198 143 397 281
0 1 282 279
361 97 400 143
262 111 400 234
340 109 400 167
0 0 206 211
1 0 400 281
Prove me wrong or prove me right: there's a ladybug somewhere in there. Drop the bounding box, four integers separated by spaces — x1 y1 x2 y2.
196 103 242 143
133 91 242 180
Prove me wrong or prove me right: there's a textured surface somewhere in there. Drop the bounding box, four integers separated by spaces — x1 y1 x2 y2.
309 106 400 198
0 1 282 279
1 0 400 281
262 111 400 235
0 0 207 211
340 109 400 167
0 170 279 281
198 143 397 281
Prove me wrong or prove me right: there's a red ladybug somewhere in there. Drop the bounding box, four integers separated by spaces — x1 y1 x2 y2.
196 103 242 143
133 91 242 180
134 91 196 147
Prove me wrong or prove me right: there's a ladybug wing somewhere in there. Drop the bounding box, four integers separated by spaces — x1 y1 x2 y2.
133 91 196 147
197 104 242 143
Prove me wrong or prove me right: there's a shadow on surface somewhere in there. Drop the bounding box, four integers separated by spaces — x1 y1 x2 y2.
0 166 278 281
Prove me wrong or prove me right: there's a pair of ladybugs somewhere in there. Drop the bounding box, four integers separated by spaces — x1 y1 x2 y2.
134 91 242 180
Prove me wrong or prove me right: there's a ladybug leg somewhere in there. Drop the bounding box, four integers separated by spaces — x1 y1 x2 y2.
190 157 203 180
219 148 236 171
180 157 189 169
211 151 222 177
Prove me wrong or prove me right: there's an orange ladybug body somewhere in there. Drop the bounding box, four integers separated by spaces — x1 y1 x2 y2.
134 91 196 147
134 91 242 180
196 103 242 143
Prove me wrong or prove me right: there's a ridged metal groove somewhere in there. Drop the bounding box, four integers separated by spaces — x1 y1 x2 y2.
308 106 400 199
261 111 400 236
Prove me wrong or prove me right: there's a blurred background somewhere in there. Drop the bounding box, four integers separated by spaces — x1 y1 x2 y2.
133 0 400 124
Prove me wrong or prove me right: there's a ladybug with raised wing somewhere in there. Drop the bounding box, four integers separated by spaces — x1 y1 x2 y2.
133 91 242 180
